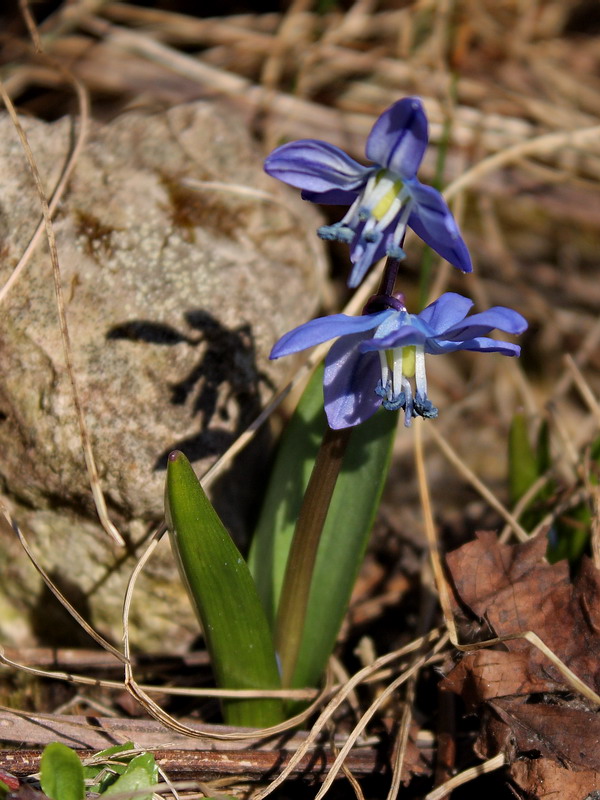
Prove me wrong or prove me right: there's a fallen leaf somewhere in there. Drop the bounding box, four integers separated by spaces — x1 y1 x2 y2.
440 650 564 711
441 530 600 799
480 700 600 770
445 530 600 692
510 757 600 800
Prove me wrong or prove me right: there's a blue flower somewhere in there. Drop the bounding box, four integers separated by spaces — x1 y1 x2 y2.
270 293 527 429
264 97 472 288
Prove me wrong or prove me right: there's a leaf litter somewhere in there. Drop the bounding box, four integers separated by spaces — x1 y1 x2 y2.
442 529 600 798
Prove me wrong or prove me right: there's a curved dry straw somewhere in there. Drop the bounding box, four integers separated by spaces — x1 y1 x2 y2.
0 76 124 547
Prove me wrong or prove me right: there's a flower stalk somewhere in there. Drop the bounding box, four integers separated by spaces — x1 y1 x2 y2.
275 425 351 687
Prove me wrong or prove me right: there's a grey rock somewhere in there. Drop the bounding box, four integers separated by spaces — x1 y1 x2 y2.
0 103 325 649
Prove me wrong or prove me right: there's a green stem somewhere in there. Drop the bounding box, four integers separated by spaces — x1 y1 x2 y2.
275 425 351 686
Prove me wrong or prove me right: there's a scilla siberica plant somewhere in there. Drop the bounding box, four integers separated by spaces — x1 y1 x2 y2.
266 98 526 425
165 97 527 727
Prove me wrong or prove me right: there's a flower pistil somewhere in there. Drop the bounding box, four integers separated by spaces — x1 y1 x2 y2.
373 339 438 423
318 169 409 261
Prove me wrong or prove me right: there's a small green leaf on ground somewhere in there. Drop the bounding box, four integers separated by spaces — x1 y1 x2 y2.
40 743 85 800
102 753 157 800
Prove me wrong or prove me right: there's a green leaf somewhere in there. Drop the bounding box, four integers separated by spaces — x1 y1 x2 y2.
166 451 283 727
92 743 136 760
102 753 157 800
536 420 551 475
40 743 85 800
82 742 136 793
248 366 325 626
547 434 600 564
508 412 539 506
249 365 397 688
0 779 10 798
292 406 397 688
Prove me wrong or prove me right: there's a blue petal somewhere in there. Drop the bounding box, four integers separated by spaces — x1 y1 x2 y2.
430 337 522 356
417 292 473 334
366 98 428 179
347 226 389 288
270 310 393 359
301 188 359 204
264 140 372 194
360 325 429 352
324 333 383 429
443 307 528 340
406 181 472 273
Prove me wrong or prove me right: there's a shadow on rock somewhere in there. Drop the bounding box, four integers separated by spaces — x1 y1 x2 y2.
107 309 274 469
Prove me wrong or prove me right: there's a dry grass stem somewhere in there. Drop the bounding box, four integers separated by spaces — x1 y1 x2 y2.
563 353 600 426
425 753 507 800
0 71 89 304
0 81 124 546
385 679 415 800
499 473 549 542
252 630 444 800
0 501 124 660
444 124 600 201
312 638 448 800
426 423 530 543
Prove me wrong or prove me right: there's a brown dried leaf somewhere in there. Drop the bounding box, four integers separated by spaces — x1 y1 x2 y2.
442 531 600 798
510 757 600 800
480 699 600 770
445 531 600 692
440 650 564 710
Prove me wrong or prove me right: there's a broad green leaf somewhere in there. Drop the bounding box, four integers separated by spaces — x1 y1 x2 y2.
40 743 85 800
249 365 397 688
102 753 157 800
166 451 283 727
0 779 10 798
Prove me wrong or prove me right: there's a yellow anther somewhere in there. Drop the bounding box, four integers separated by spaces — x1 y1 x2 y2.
372 178 403 221
402 346 416 378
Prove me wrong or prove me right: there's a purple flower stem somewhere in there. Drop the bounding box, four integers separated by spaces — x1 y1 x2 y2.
275 425 352 687
378 254 404 297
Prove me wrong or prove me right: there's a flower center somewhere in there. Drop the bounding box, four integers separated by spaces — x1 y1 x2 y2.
317 169 414 286
402 345 416 378
376 344 438 426
370 171 405 222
